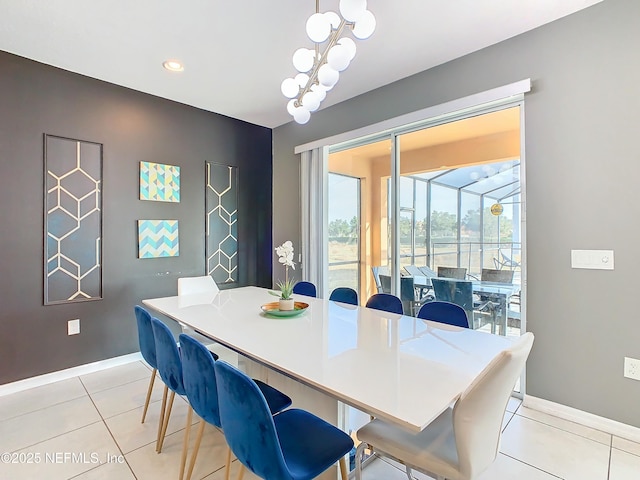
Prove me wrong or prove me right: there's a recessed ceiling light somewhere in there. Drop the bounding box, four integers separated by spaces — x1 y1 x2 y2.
163 60 184 72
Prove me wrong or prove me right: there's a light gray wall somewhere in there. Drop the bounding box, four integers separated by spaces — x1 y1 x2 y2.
273 0 640 427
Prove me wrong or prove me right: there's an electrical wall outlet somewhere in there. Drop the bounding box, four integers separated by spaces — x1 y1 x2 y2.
68 319 80 335
623 357 640 380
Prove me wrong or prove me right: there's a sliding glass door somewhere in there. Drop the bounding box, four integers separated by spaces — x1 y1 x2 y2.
328 138 392 303
327 173 361 296
327 106 524 337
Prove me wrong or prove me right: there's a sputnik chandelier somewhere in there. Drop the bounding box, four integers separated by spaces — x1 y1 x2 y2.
281 0 376 124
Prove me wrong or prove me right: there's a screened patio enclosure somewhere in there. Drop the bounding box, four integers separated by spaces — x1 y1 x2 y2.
398 159 521 282
327 105 523 304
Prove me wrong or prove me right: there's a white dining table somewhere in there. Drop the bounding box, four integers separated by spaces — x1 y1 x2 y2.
143 286 515 434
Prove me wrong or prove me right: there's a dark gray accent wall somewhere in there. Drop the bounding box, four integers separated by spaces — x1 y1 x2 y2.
0 51 272 384
273 0 640 427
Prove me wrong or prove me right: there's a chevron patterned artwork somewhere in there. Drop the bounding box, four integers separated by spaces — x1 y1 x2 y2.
44 134 103 305
138 220 180 258
206 163 238 284
139 161 180 202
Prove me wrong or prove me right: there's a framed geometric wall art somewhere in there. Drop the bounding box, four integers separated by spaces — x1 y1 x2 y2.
205 162 238 284
44 134 103 305
138 220 179 258
139 161 180 202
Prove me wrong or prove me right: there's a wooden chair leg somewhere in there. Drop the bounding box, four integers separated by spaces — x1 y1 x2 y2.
185 419 206 480
141 368 157 423
179 406 194 480
157 390 175 453
237 464 245 480
339 457 348 480
156 384 168 452
224 446 232 480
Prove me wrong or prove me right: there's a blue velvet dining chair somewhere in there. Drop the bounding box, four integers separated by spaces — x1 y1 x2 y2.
293 281 317 297
134 305 157 424
365 293 403 315
150 317 187 453
417 301 469 328
178 335 292 480
214 360 354 480
329 287 358 306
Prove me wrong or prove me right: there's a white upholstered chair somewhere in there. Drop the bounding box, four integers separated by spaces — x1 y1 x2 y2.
355 332 534 480
176 276 237 365
177 275 219 296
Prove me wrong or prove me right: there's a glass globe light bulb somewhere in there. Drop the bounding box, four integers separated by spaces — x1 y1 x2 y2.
292 48 315 73
353 10 376 39
302 91 321 112
310 83 327 101
295 73 310 89
318 64 339 88
286 99 297 115
339 0 367 22
306 13 331 43
338 37 357 61
327 44 350 72
324 11 341 29
281 78 299 98
293 106 311 124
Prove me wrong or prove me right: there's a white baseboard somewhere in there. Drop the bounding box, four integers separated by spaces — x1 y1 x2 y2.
524 395 640 443
0 352 143 398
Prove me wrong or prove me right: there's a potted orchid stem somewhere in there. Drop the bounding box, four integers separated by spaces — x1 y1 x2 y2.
271 241 296 311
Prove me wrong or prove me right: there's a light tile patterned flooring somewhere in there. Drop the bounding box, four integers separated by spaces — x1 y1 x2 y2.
1 360 639 479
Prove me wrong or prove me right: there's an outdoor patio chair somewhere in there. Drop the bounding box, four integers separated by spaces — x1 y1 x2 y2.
371 266 389 293
400 276 432 316
378 274 392 294
404 265 435 303
418 266 438 278
493 250 521 270
403 265 424 277
437 266 467 279
481 268 514 283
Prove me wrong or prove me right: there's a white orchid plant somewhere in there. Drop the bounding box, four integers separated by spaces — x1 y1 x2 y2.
272 241 296 300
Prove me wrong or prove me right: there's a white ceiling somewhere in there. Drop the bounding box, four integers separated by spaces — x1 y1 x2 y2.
0 0 601 128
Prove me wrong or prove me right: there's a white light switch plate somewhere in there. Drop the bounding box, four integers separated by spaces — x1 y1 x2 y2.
571 249 614 270
68 319 80 335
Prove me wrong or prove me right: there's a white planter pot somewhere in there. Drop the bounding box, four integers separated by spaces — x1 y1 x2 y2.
279 298 294 311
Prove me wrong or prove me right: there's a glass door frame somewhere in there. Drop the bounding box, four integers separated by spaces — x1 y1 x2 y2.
327 172 362 299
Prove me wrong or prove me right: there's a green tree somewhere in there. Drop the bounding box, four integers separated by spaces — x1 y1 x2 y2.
430 211 457 238
482 208 513 242
328 216 359 238
462 209 480 232
349 216 358 236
